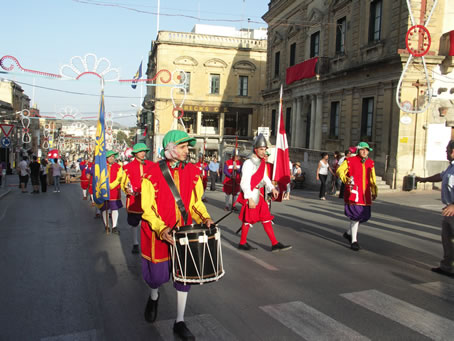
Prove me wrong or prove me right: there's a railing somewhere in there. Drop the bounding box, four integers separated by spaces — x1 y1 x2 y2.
157 31 267 50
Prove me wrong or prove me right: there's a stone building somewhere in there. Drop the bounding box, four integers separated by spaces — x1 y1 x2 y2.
143 24 267 161
262 0 454 189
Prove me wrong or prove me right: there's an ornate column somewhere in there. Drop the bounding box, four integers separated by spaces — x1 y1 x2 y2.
314 94 323 150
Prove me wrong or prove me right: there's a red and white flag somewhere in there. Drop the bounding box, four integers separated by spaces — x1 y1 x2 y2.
272 84 291 193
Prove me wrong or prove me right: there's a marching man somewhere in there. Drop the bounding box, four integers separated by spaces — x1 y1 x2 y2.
79 159 89 200
236 134 292 252
337 142 377 251
195 154 209 202
101 150 123 234
223 153 242 211
140 130 214 340
121 143 153 254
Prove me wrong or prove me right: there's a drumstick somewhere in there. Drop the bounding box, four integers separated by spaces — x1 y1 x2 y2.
214 211 233 226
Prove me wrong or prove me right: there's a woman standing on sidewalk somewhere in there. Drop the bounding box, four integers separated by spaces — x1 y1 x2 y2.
51 159 64 193
316 152 335 200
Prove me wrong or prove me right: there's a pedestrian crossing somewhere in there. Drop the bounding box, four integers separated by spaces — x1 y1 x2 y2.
153 281 454 341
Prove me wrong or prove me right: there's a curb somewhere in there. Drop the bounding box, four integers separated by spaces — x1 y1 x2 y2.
0 189 11 199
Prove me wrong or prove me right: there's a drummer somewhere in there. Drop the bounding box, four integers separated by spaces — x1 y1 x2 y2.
140 130 214 340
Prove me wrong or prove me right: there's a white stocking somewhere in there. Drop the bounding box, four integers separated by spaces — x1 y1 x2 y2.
111 210 119 228
350 220 359 243
176 290 188 323
131 226 139 245
82 189 87 197
150 288 159 300
225 194 231 208
102 210 109 227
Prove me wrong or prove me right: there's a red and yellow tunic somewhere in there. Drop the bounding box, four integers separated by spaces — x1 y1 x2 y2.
79 161 89 190
140 162 211 263
223 159 242 195
121 158 153 214
195 161 208 190
87 162 94 195
337 155 377 206
108 163 122 201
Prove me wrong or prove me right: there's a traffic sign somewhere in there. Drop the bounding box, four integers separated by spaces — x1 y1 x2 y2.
1 137 11 148
0 124 14 137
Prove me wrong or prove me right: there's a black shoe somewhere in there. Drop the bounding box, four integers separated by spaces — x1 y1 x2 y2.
111 228 120 235
144 295 159 323
271 242 292 252
431 267 454 278
173 321 195 341
350 242 360 251
238 242 256 251
343 232 352 243
131 244 139 254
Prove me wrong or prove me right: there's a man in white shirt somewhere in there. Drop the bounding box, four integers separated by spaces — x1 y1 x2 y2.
19 157 30 193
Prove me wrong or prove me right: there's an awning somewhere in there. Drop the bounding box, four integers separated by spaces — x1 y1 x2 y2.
286 57 318 85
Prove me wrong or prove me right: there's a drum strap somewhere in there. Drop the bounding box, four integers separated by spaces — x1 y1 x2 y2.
159 160 189 224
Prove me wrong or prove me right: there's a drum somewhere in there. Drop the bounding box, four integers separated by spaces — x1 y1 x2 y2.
171 224 225 285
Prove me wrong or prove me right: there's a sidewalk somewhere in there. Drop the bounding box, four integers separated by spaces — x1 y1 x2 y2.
0 174 16 199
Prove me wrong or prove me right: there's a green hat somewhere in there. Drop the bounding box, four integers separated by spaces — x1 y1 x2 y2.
132 143 150 154
355 142 373 151
106 150 118 158
161 130 196 157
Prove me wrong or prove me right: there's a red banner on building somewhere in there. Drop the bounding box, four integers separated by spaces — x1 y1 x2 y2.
450 30 454 56
286 57 318 85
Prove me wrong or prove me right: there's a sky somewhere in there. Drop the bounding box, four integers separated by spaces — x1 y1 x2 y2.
2 0 269 127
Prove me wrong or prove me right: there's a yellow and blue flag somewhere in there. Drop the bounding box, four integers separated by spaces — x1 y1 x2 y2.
131 61 142 89
93 91 110 206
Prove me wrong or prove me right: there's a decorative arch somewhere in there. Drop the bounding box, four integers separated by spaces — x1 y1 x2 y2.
203 58 228 69
232 60 256 74
174 56 198 66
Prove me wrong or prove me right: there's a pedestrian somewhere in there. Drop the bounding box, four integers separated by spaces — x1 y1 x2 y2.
64 160 71 183
140 130 214 339
316 152 335 200
121 143 153 254
101 151 123 234
338 148 354 198
416 140 454 278
79 159 89 199
222 153 242 210
236 134 292 252
51 159 64 192
18 156 30 193
29 156 41 194
208 156 220 191
292 161 303 190
337 142 377 251
195 154 209 202
283 160 293 200
40 159 48 193
332 151 341 194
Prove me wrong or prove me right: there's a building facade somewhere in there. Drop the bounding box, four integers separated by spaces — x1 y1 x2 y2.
263 0 454 189
143 25 267 161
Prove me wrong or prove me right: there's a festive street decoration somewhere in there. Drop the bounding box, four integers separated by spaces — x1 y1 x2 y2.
60 53 120 82
0 55 61 78
396 0 439 114
20 109 31 144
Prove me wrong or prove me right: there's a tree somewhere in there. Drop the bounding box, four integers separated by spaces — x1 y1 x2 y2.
116 130 133 147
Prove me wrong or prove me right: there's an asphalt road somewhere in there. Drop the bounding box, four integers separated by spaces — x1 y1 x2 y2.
1 181 453 341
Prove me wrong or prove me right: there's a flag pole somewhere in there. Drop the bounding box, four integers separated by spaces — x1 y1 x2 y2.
272 84 283 182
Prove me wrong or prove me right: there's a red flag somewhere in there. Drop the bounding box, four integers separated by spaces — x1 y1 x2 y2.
272 84 291 195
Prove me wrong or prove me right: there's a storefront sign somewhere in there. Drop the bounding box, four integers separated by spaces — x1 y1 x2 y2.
182 105 228 113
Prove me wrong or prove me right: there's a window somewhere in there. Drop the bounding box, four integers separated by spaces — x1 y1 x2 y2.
274 51 280 77
330 102 340 138
369 0 382 42
285 107 292 139
201 113 219 135
361 98 374 139
180 71 190 93
289 43 296 66
209 74 220 94
224 111 249 136
310 32 320 58
336 17 346 54
238 76 248 96
182 111 197 134
271 109 276 136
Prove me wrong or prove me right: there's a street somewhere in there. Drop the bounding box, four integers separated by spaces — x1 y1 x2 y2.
1 179 453 341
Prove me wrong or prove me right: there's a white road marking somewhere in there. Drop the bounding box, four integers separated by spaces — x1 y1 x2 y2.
341 289 454 341
260 301 370 341
412 281 454 303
